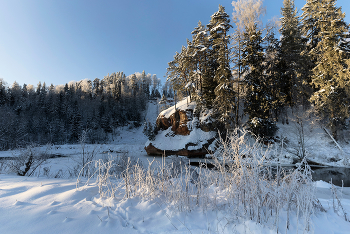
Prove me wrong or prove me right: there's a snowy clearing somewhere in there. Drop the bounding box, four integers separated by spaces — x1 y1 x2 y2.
0 102 350 233
0 175 350 234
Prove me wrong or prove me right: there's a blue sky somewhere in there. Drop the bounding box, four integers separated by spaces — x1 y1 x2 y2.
0 0 349 88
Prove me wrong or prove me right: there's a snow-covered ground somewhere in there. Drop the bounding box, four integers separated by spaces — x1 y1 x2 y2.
273 110 350 167
1 101 350 233
146 127 216 151
0 175 349 233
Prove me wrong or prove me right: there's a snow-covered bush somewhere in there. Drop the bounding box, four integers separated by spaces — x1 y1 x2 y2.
7 144 51 176
330 180 349 222
77 129 321 232
211 129 319 230
75 132 97 178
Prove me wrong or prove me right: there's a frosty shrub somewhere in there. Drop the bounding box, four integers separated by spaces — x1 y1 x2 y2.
330 180 349 222
7 144 51 177
77 129 321 232
75 131 97 178
0 161 7 174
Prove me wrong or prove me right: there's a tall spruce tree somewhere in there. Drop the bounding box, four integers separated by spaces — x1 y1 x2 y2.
301 0 323 99
265 30 295 122
207 5 235 129
185 39 199 102
280 0 309 107
301 0 322 62
309 0 350 139
242 24 277 139
231 0 266 126
201 47 217 108
0 79 6 106
190 21 209 104
166 45 194 102
141 70 150 99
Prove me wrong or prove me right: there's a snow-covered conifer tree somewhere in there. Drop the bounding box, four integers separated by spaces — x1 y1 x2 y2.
189 21 209 104
231 0 265 126
0 79 6 106
242 24 277 138
308 0 350 139
280 0 310 107
207 5 235 129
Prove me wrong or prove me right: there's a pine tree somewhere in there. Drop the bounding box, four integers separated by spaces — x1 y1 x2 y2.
188 21 207 104
8 81 21 107
243 24 277 139
141 70 150 99
21 83 28 103
309 0 350 139
166 45 194 101
264 31 286 120
231 0 266 126
207 5 235 129
0 79 6 106
200 45 217 108
301 0 323 99
93 78 102 97
208 5 236 129
280 0 309 107
301 0 322 62
129 74 138 97
184 39 198 102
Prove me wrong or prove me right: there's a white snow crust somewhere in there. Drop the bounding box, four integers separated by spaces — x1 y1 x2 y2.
0 174 349 234
158 97 196 119
146 127 215 151
0 101 350 233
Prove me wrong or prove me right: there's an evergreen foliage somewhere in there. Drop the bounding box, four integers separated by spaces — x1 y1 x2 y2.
165 1 350 140
264 31 286 120
4 1 350 147
166 44 196 103
242 24 277 139
280 0 310 107
307 0 350 139
0 71 162 150
208 5 236 129
301 0 323 63
300 0 324 102
200 48 217 108
231 0 266 127
189 21 209 104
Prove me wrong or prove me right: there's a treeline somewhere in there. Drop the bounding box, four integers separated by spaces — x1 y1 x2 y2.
167 0 350 140
0 71 167 150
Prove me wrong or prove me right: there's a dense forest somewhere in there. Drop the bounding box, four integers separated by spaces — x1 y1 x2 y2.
0 71 173 150
167 0 350 140
1 0 350 149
